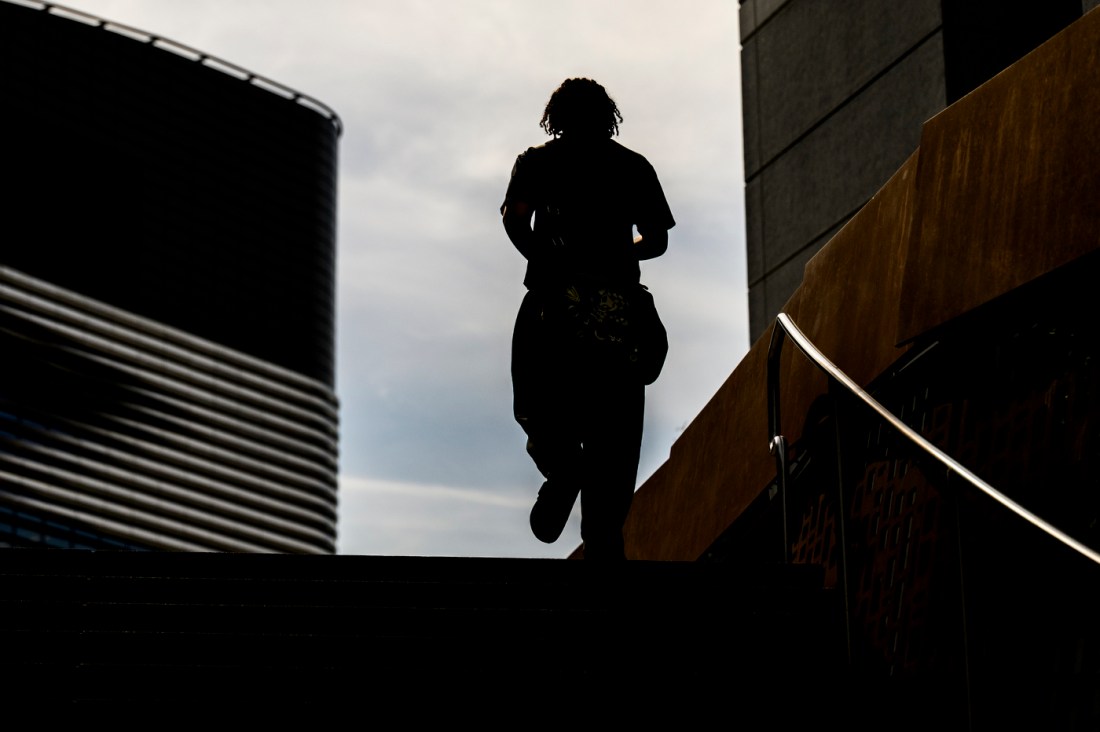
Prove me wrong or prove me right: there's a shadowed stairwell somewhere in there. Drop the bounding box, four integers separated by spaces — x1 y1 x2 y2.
0 551 836 717
3 5 1100 727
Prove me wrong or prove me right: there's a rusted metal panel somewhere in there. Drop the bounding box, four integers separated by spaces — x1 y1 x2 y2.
625 9 1100 561
898 8 1100 343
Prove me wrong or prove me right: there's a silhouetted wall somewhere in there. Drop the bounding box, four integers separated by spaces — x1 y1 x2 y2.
0 2 338 385
628 12 1100 722
741 0 1085 342
0 2 340 553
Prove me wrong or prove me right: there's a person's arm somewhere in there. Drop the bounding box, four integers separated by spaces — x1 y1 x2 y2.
633 224 668 261
502 200 539 260
633 157 674 261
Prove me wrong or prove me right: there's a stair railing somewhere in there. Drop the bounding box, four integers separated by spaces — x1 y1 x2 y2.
769 310 1100 682
766 311 1100 568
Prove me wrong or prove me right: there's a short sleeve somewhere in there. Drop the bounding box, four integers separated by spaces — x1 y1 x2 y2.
636 159 675 232
501 148 539 215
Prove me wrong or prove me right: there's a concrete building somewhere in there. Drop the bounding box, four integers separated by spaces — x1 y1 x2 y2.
0 1 340 552
742 0 1091 340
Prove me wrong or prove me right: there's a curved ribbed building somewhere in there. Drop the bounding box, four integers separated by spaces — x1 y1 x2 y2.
0 1 340 552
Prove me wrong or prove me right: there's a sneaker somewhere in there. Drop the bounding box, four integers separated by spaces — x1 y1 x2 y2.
529 479 580 543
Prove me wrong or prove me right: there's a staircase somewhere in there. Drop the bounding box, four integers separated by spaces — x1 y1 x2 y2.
0 550 839 719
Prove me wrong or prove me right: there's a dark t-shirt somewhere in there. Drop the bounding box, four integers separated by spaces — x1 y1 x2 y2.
502 137 675 289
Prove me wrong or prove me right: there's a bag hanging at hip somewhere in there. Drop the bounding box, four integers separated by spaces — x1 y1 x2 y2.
543 277 668 385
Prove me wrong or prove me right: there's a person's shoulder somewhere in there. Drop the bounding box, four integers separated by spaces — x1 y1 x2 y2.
526 138 561 154
608 139 639 155
514 139 557 165
608 140 657 170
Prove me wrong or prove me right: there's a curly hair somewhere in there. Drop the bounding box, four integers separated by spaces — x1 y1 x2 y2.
539 78 623 138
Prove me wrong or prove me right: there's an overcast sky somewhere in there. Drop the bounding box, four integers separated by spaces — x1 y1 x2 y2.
58 0 748 558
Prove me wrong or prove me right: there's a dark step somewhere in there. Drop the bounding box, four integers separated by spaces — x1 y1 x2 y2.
0 550 842 717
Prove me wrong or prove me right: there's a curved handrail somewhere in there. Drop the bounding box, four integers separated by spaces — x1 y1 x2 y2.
5 0 343 136
767 311 1100 567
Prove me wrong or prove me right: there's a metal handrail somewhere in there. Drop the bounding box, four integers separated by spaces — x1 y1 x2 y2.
767 311 1100 567
5 0 343 136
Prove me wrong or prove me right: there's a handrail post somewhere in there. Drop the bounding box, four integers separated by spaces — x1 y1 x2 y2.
828 380 854 665
767 321 791 564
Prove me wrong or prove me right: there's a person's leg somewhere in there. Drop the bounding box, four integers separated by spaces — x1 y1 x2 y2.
512 292 584 543
578 376 644 560
511 290 549 437
526 432 584 543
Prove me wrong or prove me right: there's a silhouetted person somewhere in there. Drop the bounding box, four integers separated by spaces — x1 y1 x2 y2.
501 78 675 560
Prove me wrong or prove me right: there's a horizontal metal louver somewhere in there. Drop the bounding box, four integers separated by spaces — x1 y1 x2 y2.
0 266 339 553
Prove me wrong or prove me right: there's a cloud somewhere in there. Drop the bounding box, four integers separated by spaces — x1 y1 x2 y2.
64 0 747 558
336 474 575 557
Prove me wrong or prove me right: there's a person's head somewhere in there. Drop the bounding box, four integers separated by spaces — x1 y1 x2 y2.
540 78 623 139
